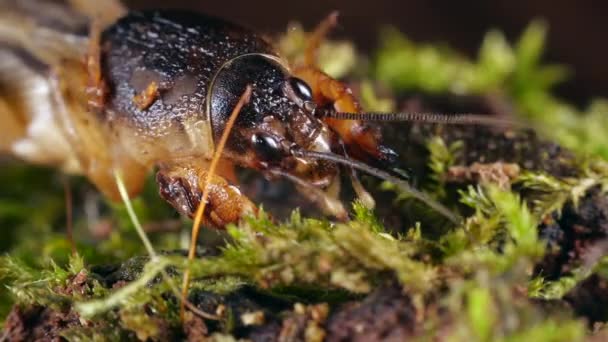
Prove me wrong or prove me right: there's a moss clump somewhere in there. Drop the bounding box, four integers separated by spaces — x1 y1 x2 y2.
3 17 608 341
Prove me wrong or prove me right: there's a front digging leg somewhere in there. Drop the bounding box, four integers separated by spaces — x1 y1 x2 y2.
156 162 257 229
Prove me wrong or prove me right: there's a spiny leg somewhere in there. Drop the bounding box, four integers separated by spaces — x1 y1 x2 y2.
0 2 87 65
86 19 107 111
302 11 339 67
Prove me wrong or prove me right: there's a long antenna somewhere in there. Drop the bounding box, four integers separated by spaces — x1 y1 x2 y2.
321 111 522 127
292 149 461 224
180 85 253 320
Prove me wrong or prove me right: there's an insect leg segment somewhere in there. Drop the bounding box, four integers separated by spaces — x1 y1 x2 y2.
86 19 108 112
303 11 339 67
331 138 375 209
156 162 257 229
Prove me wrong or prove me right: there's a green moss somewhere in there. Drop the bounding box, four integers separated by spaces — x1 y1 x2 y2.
427 136 463 198
2 17 607 341
435 270 586 342
467 286 496 341
0 253 93 310
375 21 608 161
182 208 433 294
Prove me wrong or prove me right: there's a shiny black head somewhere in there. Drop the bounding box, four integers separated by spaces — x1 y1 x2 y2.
208 53 337 187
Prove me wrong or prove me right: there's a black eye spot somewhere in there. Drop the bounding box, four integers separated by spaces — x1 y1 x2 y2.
289 77 313 101
251 133 283 162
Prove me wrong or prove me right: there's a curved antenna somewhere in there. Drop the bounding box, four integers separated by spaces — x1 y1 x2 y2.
320 110 523 127
291 149 461 224
181 85 253 320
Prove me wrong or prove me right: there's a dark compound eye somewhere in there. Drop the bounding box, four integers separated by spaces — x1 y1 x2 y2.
289 77 313 101
251 133 284 162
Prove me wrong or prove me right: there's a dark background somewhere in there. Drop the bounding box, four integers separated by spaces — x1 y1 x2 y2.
125 0 608 105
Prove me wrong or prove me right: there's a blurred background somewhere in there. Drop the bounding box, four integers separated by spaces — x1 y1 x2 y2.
126 0 608 106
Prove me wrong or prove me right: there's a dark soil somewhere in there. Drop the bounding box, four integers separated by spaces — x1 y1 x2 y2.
3 306 81 342
540 187 608 325
2 283 417 341
325 283 416 342
538 188 608 280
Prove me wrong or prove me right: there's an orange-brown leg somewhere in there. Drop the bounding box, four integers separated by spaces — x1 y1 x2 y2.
302 11 339 67
156 162 257 229
85 19 107 112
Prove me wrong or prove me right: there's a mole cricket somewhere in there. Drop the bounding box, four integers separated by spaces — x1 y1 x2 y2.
0 0 513 230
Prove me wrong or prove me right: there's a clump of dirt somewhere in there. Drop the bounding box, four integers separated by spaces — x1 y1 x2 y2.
537 187 608 280
182 312 209 341
535 187 608 324
565 275 608 325
3 306 81 342
325 283 417 342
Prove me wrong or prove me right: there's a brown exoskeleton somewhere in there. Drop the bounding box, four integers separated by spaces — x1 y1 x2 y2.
2 0 515 229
